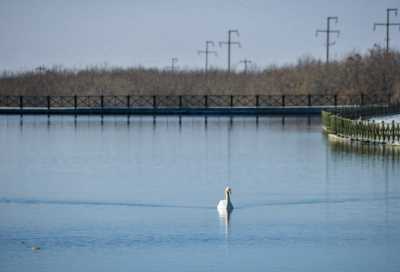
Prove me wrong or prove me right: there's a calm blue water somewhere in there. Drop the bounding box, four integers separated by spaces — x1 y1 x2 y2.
1 115 400 272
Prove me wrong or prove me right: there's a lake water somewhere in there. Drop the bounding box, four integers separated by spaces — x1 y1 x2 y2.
1 115 400 272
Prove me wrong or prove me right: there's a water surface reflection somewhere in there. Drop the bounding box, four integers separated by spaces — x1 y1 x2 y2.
0 115 399 272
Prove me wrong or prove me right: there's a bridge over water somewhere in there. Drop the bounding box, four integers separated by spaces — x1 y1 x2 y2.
0 94 394 115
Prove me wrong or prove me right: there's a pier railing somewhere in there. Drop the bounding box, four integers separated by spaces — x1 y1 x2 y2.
0 93 394 109
322 105 400 144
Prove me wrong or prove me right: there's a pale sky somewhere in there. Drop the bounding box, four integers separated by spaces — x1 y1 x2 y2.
0 0 399 72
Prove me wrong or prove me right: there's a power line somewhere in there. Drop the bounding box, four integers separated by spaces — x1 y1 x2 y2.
316 16 340 64
219 29 241 73
374 8 400 53
239 59 252 73
198 41 217 73
170 57 178 72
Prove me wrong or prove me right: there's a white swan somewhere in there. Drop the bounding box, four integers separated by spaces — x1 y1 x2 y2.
217 186 233 212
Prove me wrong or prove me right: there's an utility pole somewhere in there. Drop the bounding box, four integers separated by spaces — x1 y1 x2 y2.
316 17 340 64
219 29 241 73
374 8 400 53
170 57 178 72
198 41 217 73
239 59 252 73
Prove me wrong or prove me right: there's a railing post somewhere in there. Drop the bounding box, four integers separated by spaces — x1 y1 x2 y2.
282 95 285 107
392 120 395 143
153 95 157 108
204 95 208 108
397 123 400 143
334 94 337 107
179 95 182 108
127 95 130 108
333 115 337 134
308 94 312 107
74 95 77 110
19 95 23 109
230 95 234 107
388 94 391 106
360 93 364 106
100 95 104 109
256 95 259 107
372 120 376 142
47 96 50 110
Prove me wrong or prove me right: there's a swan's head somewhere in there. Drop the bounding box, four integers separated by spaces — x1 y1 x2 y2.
225 186 232 194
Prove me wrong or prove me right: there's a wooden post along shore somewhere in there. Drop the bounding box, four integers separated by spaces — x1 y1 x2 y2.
322 105 400 146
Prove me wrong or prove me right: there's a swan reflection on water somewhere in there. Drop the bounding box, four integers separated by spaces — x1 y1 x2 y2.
218 207 232 238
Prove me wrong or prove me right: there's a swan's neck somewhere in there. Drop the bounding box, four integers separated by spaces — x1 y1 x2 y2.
225 191 231 204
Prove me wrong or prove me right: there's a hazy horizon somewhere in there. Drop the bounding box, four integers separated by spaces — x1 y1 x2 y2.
1 0 399 72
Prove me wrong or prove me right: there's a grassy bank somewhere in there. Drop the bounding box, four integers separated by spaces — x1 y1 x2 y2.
1 46 399 98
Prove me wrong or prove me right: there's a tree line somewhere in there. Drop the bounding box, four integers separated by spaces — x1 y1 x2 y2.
0 46 399 100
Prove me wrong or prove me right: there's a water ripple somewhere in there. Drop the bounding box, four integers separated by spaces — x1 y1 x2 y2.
0 197 214 210
239 195 400 209
1 196 399 210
